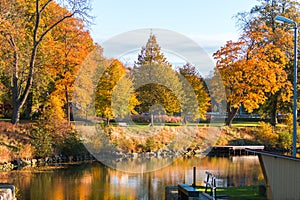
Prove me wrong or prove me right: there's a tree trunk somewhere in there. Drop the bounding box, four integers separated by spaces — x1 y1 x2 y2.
226 107 239 127
183 115 187 125
25 92 33 120
270 95 278 127
10 1 82 125
11 42 22 124
150 114 154 126
11 101 21 124
65 85 70 123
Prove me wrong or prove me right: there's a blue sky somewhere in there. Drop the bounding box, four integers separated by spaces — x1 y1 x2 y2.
89 0 258 71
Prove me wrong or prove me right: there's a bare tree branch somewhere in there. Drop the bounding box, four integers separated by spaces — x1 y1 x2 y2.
37 13 74 45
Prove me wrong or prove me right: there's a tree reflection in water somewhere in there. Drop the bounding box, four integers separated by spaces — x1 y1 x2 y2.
0 156 263 199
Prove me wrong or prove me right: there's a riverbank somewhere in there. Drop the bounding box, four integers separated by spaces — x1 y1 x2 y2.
0 121 91 170
0 154 95 171
0 121 294 172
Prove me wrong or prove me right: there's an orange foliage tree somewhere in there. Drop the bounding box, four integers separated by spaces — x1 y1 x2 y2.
0 0 91 124
44 17 95 122
213 22 290 126
236 0 299 125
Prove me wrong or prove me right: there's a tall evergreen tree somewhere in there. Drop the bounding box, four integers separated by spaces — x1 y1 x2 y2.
133 34 183 119
135 34 171 67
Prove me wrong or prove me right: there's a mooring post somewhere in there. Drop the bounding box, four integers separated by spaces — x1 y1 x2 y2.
192 166 196 187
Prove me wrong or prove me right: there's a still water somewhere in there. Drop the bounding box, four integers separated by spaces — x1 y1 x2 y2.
0 156 263 200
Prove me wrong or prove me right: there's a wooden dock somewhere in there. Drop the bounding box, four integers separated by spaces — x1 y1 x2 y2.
209 145 264 156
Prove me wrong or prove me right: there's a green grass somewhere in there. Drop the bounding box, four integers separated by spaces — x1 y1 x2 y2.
230 121 261 127
196 185 267 200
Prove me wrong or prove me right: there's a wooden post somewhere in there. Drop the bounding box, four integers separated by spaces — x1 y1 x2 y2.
192 166 196 187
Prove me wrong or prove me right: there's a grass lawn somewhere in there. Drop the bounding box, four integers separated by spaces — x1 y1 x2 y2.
196 185 267 200
230 121 261 127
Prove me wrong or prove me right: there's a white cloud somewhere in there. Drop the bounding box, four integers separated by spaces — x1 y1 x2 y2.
187 32 240 55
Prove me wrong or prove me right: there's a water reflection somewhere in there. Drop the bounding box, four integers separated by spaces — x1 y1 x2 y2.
0 156 263 200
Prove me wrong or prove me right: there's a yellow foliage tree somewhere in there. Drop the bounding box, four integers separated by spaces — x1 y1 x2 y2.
178 64 210 120
95 60 139 124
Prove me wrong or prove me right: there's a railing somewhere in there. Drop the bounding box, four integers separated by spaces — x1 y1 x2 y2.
203 171 216 199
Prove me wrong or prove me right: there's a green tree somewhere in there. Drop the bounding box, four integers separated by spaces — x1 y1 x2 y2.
133 34 183 119
135 34 171 67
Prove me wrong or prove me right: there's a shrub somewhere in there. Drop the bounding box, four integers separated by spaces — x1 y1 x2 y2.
0 146 12 163
255 122 278 146
165 116 182 123
31 126 53 158
58 130 88 156
144 137 156 152
221 126 238 137
18 143 34 159
278 131 292 149
131 114 182 123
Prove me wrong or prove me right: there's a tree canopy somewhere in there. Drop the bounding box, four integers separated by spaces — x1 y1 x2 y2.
95 60 139 123
133 34 183 115
0 0 92 124
178 64 210 120
213 0 299 126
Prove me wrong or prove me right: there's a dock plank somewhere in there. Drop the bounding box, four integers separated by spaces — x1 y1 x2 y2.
213 145 264 150
210 145 264 156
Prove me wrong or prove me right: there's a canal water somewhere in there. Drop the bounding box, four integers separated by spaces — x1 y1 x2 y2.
0 156 263 200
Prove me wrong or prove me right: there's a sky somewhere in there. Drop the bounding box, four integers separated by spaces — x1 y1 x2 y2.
89 0 259 74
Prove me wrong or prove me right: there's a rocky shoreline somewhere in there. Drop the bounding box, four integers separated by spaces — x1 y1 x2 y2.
0 150 192 171
0 154 95 171
1 146 290 171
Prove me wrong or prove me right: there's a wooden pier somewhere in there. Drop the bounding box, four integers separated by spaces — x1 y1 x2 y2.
209 145 264 156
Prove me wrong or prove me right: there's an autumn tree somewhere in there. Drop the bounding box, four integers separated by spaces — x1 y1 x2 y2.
133 34 183 118
236 0 300 125
178 64 210 120
72 45 104 120
45 17 95 122
214 22 289 126
111 74 140 121
95 60 139 124
0 0 91 124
